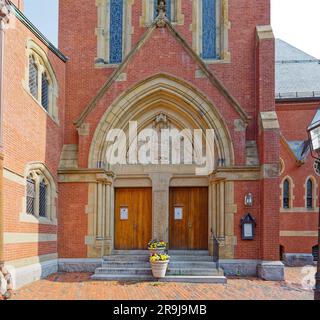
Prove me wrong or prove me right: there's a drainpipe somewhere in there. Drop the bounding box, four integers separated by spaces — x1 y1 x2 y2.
0 0 10 264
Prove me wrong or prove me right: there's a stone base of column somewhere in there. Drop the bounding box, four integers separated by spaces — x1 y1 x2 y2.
257 261 285 281
94 238 113 256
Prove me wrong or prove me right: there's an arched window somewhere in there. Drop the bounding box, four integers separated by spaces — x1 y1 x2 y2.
26 174 36 215
201 0 217 59
283 179 290 209
109 0 124 64
24 164 56 221
96 0 133 65
41 72 49 111
28 55 38 99
28 53 52 111
192 0 229 62
306 178 314 209
25 40 59 122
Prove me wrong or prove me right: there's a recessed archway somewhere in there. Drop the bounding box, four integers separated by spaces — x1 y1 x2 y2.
86 74 236 255
89 74 235 170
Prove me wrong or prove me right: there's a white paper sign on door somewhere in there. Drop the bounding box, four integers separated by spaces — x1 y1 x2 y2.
120 207 129 220
174 207 183 220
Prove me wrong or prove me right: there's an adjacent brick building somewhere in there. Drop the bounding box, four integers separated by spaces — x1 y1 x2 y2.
0 0 318 288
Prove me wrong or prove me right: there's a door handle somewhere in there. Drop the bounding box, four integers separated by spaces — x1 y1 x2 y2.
188 223 192 229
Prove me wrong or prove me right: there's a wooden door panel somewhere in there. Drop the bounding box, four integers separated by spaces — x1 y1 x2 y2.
169 188 190 249
189 188 208 250
115 188 152 250
115 189 133 250
169 187 208 250
134 188 152 250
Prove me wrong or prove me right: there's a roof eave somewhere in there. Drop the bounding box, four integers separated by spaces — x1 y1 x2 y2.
9 1 68 63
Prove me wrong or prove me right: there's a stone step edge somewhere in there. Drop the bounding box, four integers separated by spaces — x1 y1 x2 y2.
109 251 210 256
96 267 222 271
102 261 216 267
91 274 227 284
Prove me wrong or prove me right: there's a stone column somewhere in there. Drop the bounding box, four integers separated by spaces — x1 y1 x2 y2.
209 179 226 254
96 173 113 256
218 180 225 239
149 172 172 242
208 181 217 255
209 175 236 259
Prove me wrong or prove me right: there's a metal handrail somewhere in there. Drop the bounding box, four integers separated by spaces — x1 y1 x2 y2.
212 233 220 269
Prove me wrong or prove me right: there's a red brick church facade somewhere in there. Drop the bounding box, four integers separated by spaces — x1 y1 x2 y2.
0 0 318 288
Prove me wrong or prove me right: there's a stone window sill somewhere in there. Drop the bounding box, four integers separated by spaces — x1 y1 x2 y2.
94 61 121 69
204 57 231 65
20 213 57 226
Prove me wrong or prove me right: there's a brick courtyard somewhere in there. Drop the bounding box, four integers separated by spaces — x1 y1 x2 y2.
10 267 315 300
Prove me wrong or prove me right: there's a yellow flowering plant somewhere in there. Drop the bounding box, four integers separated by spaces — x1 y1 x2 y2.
150 253 170 263
148 239 167 249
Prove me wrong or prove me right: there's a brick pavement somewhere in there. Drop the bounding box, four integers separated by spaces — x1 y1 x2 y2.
8 267 315 300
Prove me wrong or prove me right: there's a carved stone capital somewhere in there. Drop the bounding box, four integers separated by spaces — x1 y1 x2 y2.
96 172 113 185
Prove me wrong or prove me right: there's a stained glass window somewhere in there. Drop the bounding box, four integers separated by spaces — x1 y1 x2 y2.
109 0 124 64
202 0 217 59
306 179 313 209
283 179 290 209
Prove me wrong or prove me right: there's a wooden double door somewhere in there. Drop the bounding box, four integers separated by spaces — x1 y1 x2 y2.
115 188 152 250
169 187 208 250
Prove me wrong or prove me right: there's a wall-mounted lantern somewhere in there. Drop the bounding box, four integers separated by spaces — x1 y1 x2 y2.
240 213 256 240
244 193 253 207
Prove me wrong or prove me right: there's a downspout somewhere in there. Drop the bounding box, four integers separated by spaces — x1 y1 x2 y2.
0 0 10 264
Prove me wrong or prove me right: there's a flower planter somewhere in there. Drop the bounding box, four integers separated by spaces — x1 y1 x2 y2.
148 248 166 256
151 261 169 278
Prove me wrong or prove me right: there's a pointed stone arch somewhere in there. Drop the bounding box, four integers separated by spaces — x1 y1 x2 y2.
89 74 235 169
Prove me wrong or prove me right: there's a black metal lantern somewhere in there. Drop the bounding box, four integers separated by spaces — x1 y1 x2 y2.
307 119 320 158
244 193 253 207
240 213 256 240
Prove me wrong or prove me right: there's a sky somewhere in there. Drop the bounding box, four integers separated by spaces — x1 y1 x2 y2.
23 0 320 59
